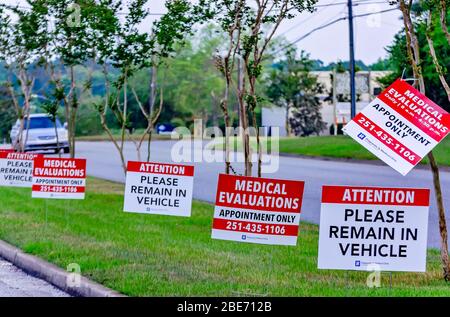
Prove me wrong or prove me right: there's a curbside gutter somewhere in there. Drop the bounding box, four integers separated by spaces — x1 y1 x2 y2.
0 240 125 297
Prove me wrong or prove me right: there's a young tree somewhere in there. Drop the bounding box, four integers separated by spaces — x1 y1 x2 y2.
130 30 227 162
130 0 205 162
396 0 450 281
422 0 450 281
42 0 97 157
93 0 198 173
42 100 62 157
0 3 48 152
200 0 318 176
423 1 450 101
92 0 152 173
266 47 325 136
242 0 317 176
438 0 450 45
211 0 246 175
130 61 163 162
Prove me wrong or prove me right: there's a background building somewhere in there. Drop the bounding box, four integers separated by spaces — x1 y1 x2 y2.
262 70 390 136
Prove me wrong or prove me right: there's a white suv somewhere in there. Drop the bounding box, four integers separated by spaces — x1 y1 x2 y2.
10 114 69 153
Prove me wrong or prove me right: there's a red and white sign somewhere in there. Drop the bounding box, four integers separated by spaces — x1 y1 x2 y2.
318 185 430 272
343 79 450 175
123 161 194 217
0 152 42 188
211 174 305 246
32 157 86 199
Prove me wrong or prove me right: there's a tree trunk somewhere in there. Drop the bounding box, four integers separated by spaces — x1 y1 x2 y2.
70 65 77 158
286 103 291 137
220 83 231 175
20 69 33 153
121 71 128 156
238 92 252 176
147 65 157 161
18 117 25 152
147 130 153 162
54 120 61 158
23 102 32 153
439 0 450 46
100 65 127 174
147 87 163 162
251 108 262 177
428 152 450 281
426 14 450 102
399 0 450 280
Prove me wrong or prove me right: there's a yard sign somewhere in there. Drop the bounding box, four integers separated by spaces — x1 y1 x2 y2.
343 79 450 175
123 161 194 217
0 152 42 188
32 157 87 199
318 185 430 272
211 174 305 246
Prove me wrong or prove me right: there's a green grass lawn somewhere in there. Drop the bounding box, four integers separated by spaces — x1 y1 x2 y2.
0 177 448 296
209 136 450 167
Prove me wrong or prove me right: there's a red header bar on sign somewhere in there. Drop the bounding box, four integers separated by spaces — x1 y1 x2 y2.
0 152 42 160
215 174 305 213
378 79 450 142
127 161 194 176
322 185 430 206
33 157 87 179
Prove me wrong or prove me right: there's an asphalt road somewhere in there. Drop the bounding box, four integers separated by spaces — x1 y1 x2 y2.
0 259 69 297
76 140 450 250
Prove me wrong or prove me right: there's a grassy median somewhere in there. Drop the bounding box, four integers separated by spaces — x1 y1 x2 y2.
0 177 448 296
209 136 450 167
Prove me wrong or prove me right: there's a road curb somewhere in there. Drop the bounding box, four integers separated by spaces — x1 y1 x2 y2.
0 240 125 297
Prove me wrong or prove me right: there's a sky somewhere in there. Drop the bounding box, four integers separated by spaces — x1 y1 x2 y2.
3 0 404 65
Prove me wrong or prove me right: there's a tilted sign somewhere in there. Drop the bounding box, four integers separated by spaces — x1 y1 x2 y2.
0 152 42 188
124 161 194 217
318 185 430 272
211 174 305 246
32 157 87 199
343 79 450 175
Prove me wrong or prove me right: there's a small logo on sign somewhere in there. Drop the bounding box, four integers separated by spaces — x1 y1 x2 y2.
358 133 366 140
242 235 247 240
355 260 361 267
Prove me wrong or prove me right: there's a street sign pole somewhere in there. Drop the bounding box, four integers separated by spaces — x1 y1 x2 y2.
348 0 356 119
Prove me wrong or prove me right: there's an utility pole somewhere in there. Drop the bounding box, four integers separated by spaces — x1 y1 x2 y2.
348 0 356 119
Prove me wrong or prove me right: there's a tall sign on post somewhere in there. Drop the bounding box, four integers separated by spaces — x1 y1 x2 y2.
343 79 450 175
32 157 86 199
124 161 194 217
211 174 305 246
0 152 42 188
318 185 430 272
